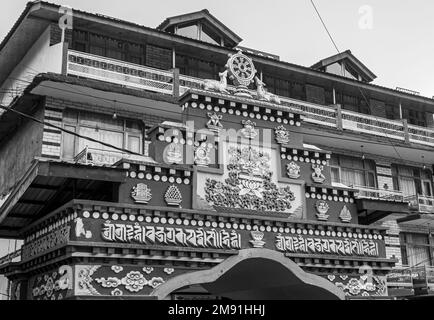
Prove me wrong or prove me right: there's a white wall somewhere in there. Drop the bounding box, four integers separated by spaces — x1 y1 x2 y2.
0 26 64 107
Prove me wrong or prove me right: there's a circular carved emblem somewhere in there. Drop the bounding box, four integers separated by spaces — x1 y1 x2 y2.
227 52 256 86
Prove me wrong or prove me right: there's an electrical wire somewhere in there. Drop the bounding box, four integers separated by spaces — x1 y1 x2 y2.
1 74 430 155
0 104 141 156
308 0 406 162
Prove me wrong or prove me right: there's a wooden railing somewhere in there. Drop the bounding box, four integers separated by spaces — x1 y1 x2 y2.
351 185 405 202
74 146 127 166
66 50 434 148
0 249 22 267
67 50 174 95
406 194 434 213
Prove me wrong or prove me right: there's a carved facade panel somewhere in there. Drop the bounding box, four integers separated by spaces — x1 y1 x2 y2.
325 274 388 297
204 145 299 213
22 225 71 260
74 265 186 297
31 265 73 300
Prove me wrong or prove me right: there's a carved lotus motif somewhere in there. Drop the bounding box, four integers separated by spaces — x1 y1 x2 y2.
239 177 263 198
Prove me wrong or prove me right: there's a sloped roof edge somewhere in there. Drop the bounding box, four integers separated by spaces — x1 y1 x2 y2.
157 9 242 45
311 50 377 82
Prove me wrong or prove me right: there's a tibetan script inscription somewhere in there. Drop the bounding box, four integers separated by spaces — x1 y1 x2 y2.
101 222 242 250
275 234 379 257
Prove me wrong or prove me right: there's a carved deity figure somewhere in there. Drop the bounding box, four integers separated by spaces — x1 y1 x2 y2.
203 70 230 94
254 76 281 104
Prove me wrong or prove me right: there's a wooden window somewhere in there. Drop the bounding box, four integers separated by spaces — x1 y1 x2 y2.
331 154 376 188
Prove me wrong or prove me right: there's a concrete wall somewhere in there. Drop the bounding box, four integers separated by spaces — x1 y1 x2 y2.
0 26 64 107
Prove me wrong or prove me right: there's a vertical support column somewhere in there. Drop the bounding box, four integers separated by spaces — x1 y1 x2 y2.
61 42 69 76
399 101 403 119
172 48 176 69
332 87 336 105
402 118 410 144
376 219 402 267
335 103 343 130
172 68 180 98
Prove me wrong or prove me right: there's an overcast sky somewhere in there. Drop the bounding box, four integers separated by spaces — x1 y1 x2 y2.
0 1 433 255
1 0 433 98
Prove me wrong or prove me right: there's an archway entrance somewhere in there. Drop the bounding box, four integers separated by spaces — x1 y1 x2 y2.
152 249 345 300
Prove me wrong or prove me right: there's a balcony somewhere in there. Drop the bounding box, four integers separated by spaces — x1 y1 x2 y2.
387 266 434 292
0 249 21 268
73 146 154 166
344 184 410 223
65 50 434 148
406 195 434 214
352 185 405 203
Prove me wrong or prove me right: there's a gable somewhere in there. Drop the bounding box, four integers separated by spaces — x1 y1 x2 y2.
311 50 376 83
157 9 242 48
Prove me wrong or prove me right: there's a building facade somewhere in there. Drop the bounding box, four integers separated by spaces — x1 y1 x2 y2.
0 2 433 299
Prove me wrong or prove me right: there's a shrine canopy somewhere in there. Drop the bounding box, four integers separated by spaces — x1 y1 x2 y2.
157 9 242 48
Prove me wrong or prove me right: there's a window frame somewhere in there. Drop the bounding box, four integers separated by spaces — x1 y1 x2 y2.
61 109 144 160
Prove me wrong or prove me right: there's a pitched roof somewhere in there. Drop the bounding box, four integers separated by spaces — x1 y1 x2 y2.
311 50 377 82
157 9 242 47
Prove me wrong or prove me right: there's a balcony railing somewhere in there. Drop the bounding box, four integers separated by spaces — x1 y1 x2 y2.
66 50 434 148
387 266 434 288
341 110 406 141
74 146 128 166
406 194 434 213
74 145 153 166
67 50 174 95
0 249 22 267
352 185 405 202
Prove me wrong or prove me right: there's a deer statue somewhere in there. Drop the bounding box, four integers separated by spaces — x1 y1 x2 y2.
203 70 230 94
254 76 281 104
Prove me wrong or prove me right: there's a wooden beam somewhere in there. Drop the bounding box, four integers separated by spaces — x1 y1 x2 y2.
38 161 126 183
6 214 33 220
19 200 46 206
29 184 59 191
